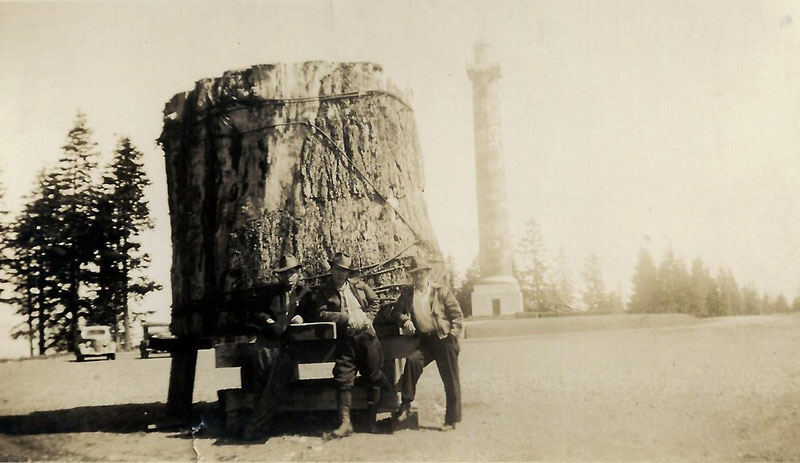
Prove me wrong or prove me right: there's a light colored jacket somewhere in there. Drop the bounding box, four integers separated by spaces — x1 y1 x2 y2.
314 277 380 337
391 283 464 339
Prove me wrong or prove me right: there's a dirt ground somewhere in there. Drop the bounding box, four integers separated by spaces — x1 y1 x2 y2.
1 313 799 462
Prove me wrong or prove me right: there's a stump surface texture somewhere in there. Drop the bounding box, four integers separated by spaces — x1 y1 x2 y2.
160 62 442 336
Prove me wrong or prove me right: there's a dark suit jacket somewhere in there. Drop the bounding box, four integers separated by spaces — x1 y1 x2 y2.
253 283 313 340
313 278 380 336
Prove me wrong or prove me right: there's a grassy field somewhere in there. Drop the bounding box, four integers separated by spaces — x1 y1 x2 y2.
1 313 799 461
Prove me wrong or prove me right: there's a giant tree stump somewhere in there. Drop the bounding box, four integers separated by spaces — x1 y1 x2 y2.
160 61 443 336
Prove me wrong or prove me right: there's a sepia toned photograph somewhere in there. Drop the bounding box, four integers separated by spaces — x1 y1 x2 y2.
1 1 799 461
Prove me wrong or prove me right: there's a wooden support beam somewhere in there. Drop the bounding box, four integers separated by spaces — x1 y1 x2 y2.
166 347 198 420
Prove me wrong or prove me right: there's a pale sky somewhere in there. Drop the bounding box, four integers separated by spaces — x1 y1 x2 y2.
2 1 800 356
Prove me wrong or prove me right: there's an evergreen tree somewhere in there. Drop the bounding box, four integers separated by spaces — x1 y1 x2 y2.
656 249 691 314
0 170 10 301
551 247 575 309
581 252 606 311
771 294 791 313
687 258 711 316
705 277 722 317
515 219 550 312
57 113 103 347
94 137 159 350
791 293 800 312
8 170 65 354
455 257 480 318
1 174 28 356
741 285 761 315
443 255 457 289
604 287 626 313
716 268 742 316
34 112 104 350
760 293 771 314
628 248 658 313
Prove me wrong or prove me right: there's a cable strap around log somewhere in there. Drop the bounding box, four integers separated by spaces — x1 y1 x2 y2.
185 91 422 241
214 119 424 243
175 91 431 282
193 90 413 126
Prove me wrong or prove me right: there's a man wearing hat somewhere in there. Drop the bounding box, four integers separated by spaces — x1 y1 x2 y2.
314 251 385 438
391 255 464 431
243 254 312 439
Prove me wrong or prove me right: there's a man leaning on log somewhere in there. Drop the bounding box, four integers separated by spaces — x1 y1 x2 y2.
314 252 387 438
242 254 312 440
391 256 464 431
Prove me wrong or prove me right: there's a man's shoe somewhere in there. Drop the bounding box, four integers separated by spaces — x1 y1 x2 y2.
325 419 353 439
440 423 456 432
397 402 412 422
323 402 353 440
366 385 381 433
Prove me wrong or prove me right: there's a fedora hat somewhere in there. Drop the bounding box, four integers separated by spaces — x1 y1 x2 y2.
274 254 302 273
407 256 432 274
328 252 355 271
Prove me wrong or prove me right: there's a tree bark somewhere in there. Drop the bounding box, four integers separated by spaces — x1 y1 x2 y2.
37 272 46 356
160 62 443 336
25 287 34 357
122 237 131 350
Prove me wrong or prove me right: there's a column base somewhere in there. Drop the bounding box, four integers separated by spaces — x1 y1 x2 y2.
471 279 523 317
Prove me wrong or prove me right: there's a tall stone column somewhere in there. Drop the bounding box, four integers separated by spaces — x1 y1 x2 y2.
467 41 523 317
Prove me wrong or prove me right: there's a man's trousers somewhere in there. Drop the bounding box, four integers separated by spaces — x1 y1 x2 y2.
246 343 295 433
333 331 385 390
400 332 461 425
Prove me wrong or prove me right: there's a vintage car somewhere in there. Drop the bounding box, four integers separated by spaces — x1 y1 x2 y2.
139 322 173 358
75 325 117 361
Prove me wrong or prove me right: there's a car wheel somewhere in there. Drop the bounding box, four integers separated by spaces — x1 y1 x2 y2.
141 351 149 359
76 355 85 362
107 354 116 360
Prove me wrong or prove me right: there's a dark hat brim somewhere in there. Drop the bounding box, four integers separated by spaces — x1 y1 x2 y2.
274 263 302 273
408 266 432 274
329 261 355 271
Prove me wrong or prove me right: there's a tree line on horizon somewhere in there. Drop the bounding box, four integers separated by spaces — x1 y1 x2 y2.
0 112 159 356
628 248 799 316
455 219 625 316
453 219 799 318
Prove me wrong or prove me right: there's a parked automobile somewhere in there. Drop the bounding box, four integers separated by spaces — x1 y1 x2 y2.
75 326 117 361
139 322 173 358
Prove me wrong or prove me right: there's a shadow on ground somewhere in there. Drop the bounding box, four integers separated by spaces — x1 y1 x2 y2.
0 402 215 435
200 411 405 446
0 402 350 442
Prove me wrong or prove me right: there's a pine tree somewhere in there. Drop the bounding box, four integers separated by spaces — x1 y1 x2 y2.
687 258 711 316
94 137 159 350
551 247 575 309
47 112 103 349
716 268 742 316
581 252 606 312
791 293 800 312
705 277 722 317
455 257 480 318
656 249 691 314
8 170 66 354
0 169 10 301
771 294 791 313
1 172 29 356
604 287 626 313
760 293 771 314
443 255 457 289
0 172 31 353
628 249 658 313
741 285 761 315
515 219 550 312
